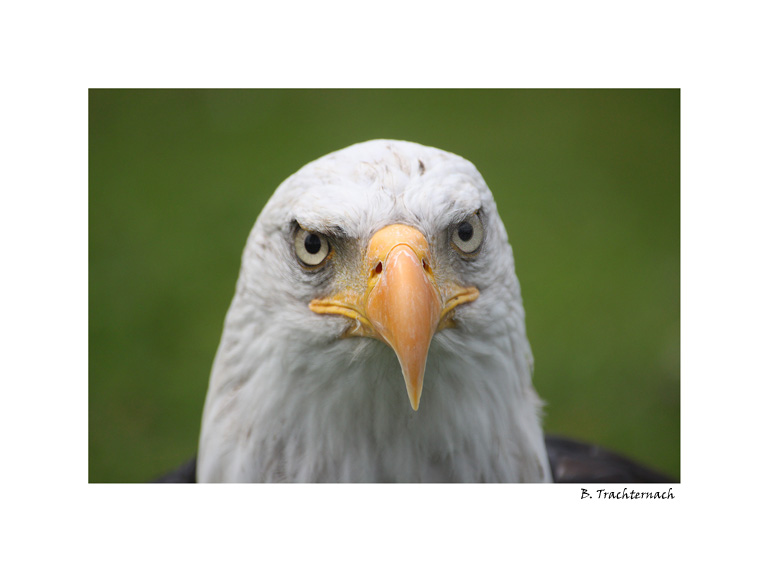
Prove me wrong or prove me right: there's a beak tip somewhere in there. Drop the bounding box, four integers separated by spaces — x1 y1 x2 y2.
407 384 422 411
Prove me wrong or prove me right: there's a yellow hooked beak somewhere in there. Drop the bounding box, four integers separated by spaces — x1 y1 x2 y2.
308 224 479 410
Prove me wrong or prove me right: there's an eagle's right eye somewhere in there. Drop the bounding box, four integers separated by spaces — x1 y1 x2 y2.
294 227 331 267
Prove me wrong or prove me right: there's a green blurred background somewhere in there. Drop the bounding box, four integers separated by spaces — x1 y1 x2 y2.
89 89 679 482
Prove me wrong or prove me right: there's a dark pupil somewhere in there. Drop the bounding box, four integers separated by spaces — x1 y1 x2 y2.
304 233 322 254
457 221 474 242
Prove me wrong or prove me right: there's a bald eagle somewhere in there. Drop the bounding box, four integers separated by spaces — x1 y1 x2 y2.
166 140 670 484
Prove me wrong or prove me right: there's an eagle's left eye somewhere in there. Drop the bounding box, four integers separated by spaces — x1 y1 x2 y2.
294 227 331 267
450 212 484 255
